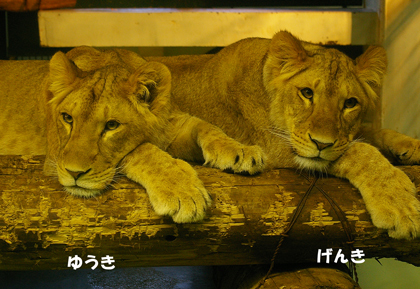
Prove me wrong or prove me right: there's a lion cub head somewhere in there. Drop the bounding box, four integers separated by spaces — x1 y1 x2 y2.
263 31 387 171
44 48 172 197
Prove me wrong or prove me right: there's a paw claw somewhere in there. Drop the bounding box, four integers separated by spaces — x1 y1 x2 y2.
203 140 266 175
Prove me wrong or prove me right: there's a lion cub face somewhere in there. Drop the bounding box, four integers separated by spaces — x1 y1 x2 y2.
45 50 172 197
263 31 387 171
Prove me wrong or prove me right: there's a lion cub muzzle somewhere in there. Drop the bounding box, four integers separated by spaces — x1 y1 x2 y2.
59 150 114 197
291 130 347 171
66 168 91 180
309 134 335 152
60 166 113 198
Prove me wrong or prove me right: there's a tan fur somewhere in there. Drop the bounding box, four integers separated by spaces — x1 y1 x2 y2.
0 47 265 223
148 31 420 239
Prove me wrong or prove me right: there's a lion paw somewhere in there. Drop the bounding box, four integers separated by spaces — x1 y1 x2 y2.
377 129 420 165
388 138 420 165
365 169 420 239
376 193 420 240
147 159 212 223
202 140 265 175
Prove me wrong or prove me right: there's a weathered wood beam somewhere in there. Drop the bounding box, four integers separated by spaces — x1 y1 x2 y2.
38 8 380 47
1 155 420 270
213 265 361 289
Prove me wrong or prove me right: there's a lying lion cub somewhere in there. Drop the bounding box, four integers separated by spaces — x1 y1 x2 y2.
0 47 264 223
148 31 420 239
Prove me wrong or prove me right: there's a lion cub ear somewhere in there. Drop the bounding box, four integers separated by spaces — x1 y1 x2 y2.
264 30 308 81
355 46 387 95
124 62 171 112
49 51 80 99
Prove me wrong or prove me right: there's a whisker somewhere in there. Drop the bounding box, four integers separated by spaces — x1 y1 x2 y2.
350 135 365 146
264 126 294 148
111 173 125 183
115 159 129 174
107 183 118 190
295 166 306 176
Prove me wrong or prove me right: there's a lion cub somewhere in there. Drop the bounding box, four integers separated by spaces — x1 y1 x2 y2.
149 31 420 239
0 47 265 223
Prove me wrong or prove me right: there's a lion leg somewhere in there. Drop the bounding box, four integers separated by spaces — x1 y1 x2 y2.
121 142 211 223
375 129 420 165
361 127 420 165
168 114 265 175
330 142 420 240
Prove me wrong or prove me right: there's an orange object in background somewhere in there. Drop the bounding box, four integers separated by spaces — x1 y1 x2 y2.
0 0 76 11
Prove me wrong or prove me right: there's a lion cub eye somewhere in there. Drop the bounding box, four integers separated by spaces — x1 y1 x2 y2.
62 113 73 124
300 88 314 99
344 98 358 109
105 120 120 131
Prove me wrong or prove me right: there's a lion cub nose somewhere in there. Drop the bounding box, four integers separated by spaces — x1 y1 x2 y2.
310 137 334 151
66 169 91 180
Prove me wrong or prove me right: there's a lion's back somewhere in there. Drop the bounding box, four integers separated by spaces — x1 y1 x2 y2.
0 60 49 155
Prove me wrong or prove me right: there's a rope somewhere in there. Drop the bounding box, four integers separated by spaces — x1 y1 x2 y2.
257 172 359 288
301 174 358 283
257 175 318 288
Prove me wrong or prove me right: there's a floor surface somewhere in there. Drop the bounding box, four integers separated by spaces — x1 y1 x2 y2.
0 266 216 289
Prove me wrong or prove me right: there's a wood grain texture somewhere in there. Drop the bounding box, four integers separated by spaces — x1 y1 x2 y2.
1 155 420 270
214 265 361 289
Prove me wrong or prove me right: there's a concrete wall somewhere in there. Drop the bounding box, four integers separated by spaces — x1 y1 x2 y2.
382 0 420 138
358 2 420 288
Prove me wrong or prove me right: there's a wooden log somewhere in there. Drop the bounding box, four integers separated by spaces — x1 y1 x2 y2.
213 265 361 289
1 155 420 270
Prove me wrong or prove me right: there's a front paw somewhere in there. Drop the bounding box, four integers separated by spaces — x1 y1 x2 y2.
388 139 420 165
147 159 212 223
378 129 420 165
365 169 420 239
202 140 265 175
